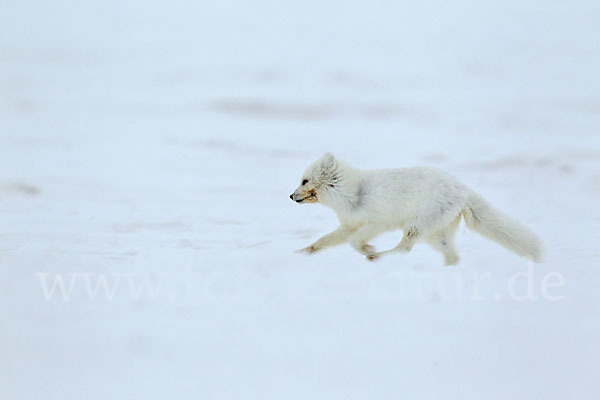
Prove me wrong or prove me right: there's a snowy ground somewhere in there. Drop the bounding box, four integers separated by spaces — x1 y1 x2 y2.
1 0 600 399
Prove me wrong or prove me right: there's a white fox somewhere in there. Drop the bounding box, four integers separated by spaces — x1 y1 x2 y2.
290 153 542 265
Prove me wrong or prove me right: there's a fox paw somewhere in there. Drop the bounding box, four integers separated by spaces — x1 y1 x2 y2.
360 244 376 255
296 245 319 254
366 253 380 262
444 254 459 266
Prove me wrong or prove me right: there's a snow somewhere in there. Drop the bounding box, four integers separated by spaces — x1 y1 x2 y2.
1 0 599 398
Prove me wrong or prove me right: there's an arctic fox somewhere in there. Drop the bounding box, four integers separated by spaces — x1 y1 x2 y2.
289 153 542 265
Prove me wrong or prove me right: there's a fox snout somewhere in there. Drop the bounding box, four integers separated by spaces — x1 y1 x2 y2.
290 189 318 204
289 192 302 203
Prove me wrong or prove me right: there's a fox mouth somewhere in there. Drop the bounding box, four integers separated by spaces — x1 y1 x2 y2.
296 193 318 203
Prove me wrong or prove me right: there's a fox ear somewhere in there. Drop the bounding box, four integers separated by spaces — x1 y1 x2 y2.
322 152 335 166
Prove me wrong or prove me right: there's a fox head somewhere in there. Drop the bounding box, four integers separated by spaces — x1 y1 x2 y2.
290 153 340 204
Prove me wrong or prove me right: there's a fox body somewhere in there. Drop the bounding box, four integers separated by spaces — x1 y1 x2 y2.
290 153 542 265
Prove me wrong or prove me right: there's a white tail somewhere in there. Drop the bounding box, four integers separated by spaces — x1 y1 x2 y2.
462 193 543 262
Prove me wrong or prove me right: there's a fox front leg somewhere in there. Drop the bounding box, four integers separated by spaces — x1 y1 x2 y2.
348 224 387 257
297 226 356 254
367 227 419 261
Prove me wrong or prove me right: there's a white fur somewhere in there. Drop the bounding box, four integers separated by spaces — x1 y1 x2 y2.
290 153 543 265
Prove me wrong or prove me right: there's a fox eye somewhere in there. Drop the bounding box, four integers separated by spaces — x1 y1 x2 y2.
302 179 309 185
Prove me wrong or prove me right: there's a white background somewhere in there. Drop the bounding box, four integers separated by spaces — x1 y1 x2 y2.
1 0 599 398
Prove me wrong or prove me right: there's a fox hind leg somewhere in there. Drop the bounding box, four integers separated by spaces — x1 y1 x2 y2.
426 215 461 266
367 215 461 263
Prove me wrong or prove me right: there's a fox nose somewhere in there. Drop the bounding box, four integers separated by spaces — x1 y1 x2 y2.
289 194 294 200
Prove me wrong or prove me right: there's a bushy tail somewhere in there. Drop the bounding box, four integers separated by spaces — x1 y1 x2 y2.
462 193 543 262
